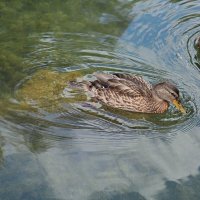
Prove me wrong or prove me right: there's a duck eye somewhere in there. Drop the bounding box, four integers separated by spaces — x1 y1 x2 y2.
171 92 177 98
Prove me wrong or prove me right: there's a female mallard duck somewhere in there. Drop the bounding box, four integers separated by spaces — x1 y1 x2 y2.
195 37 200 48
85 73 186 114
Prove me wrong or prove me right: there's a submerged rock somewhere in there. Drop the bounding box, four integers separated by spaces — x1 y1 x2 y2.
16 69 87 111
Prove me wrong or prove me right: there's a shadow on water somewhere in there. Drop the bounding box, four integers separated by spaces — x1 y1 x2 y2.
155 167 200 200
89 190 146 200
0 152 54 200
88 167 200 200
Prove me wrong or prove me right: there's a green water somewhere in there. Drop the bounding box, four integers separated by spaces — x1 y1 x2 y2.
0 0 200 199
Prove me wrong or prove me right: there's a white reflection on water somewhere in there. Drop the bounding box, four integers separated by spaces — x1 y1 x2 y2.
1 0 200 199
34 126 200 200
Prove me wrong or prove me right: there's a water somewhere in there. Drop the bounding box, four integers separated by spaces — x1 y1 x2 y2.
0 0 200 199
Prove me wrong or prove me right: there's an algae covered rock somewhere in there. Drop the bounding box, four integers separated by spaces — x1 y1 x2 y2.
16 69 87 110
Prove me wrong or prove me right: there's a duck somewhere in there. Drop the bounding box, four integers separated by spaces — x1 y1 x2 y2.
195 36 200 48
84 73 186 114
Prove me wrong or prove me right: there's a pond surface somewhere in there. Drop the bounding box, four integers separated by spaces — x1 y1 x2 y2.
1 0 200 199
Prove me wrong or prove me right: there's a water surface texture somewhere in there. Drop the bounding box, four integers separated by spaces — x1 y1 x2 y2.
1 0 200 199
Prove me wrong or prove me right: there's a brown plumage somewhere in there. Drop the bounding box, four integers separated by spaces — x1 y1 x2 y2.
195 37 200 48
84 73 186 114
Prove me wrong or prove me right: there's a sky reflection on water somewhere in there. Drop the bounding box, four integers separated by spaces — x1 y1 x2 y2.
0 0 200 199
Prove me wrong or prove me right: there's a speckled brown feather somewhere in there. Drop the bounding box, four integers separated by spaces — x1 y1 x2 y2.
86 73 169 113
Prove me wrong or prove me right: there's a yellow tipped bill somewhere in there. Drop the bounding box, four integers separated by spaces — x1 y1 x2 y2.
173 99 186 114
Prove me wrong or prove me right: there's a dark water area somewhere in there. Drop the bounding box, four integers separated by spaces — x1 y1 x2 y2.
1 0 200 199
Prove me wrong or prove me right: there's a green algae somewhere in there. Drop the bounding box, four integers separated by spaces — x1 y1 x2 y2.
15 67 119 112
0 0 128 98
1 0 124 34
0 49 26 95
16 69 86 110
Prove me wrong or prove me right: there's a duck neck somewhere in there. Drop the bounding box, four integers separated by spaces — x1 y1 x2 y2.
152 89 164 102
151 89 169 113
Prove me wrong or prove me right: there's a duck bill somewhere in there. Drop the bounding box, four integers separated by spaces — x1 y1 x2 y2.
172 99 186 114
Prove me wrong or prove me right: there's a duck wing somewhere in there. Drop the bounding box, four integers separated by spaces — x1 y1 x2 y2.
113 73 152 91
94 73 152 98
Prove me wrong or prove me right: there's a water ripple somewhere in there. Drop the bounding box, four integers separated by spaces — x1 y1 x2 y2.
9 31 195 140
2 0 199 147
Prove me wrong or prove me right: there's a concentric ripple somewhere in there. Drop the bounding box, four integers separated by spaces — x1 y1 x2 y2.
0 0 199 146
5 30 194 141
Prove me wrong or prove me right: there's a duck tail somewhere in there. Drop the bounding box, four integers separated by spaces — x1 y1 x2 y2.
68 72 112 94
68 80 91 91
94 72 113 82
